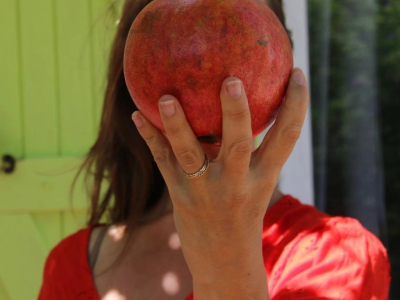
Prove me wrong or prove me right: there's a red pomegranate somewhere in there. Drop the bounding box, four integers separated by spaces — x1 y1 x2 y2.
124 0 293 145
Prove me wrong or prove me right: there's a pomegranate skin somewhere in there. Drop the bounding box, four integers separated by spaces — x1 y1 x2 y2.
124 0 293 145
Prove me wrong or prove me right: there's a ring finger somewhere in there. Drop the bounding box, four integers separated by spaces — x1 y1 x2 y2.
158 95 207 179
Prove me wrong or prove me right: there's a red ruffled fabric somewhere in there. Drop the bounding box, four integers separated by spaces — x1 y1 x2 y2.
38 195 391 300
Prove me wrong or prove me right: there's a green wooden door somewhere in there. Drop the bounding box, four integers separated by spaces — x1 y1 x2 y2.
0 0 121 298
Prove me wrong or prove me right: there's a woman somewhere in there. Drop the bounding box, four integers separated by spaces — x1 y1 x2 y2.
38 0 391 299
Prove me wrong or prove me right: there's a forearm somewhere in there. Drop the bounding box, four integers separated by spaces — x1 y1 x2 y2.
189 233 270 300
193 272 270 300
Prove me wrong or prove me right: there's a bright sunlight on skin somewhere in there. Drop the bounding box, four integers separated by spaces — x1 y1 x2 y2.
104 289 127 300
169 232 182 250
162 271 181 295
101 222 187 298
109 225 125 241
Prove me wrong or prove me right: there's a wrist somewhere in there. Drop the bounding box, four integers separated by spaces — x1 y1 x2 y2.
191 250 269 300
192 263 270 300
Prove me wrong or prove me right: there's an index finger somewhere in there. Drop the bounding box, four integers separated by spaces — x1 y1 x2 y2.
252 68 310 175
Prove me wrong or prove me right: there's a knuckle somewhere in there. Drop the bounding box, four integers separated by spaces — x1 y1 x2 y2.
292 96 308 112
226 108 250 122
287 92 309 112
144 133 158 145
167 125 182 136
262 175 279 191
228 138 253 158
225 189 249 206
281 124 302 144
153 148 170 164
176 148 199 167
230 192 248 204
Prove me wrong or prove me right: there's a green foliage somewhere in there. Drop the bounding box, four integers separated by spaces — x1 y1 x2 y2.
309 0 400 298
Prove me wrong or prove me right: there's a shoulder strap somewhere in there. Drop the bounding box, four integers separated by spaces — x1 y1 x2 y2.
89 224 110 272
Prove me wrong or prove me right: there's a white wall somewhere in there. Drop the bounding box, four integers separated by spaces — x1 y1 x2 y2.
258 0 314 205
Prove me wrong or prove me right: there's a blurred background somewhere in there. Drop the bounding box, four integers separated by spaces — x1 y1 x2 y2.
0 0 398 299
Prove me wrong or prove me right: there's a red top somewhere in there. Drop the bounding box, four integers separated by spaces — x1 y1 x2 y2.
38 195 391 300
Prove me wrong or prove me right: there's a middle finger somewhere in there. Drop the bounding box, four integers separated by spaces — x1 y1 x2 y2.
218 77 253 181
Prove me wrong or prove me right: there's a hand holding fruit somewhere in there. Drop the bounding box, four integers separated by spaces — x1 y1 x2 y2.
131 68 309 299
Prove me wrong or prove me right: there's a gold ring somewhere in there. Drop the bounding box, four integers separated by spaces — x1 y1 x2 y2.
182 154 209 179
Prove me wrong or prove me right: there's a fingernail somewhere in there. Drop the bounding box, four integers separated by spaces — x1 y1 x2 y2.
160 99 176 117
226 80 242 99
293 70 305 86
132 112 143 128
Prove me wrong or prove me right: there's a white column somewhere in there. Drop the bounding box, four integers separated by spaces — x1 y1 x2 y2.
258 0 314 205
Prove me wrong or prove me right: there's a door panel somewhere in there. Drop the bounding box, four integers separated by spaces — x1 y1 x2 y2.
0 0 23 158
31 212 63 250
19 0 58 157
0 280 10 300
0 0 118 299
63 210 88 238
0 157 89 211
0 214 49 299
56 0 96 155
90 0 122 129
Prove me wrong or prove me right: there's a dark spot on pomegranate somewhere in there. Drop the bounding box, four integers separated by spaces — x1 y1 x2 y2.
187 76 198 89
129 29 146 35
222 24 228 37
257 39 269 47
141 10 162 32
197 15 210 29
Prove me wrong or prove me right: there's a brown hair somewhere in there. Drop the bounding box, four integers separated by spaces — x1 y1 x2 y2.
71 0 292 276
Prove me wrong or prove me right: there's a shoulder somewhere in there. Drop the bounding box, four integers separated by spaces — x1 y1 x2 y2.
38 224 100 299
281 214 390 275
46 225 93 265
263 195 391 299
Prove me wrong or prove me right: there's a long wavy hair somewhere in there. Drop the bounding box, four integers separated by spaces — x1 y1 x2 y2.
71 0 292 276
